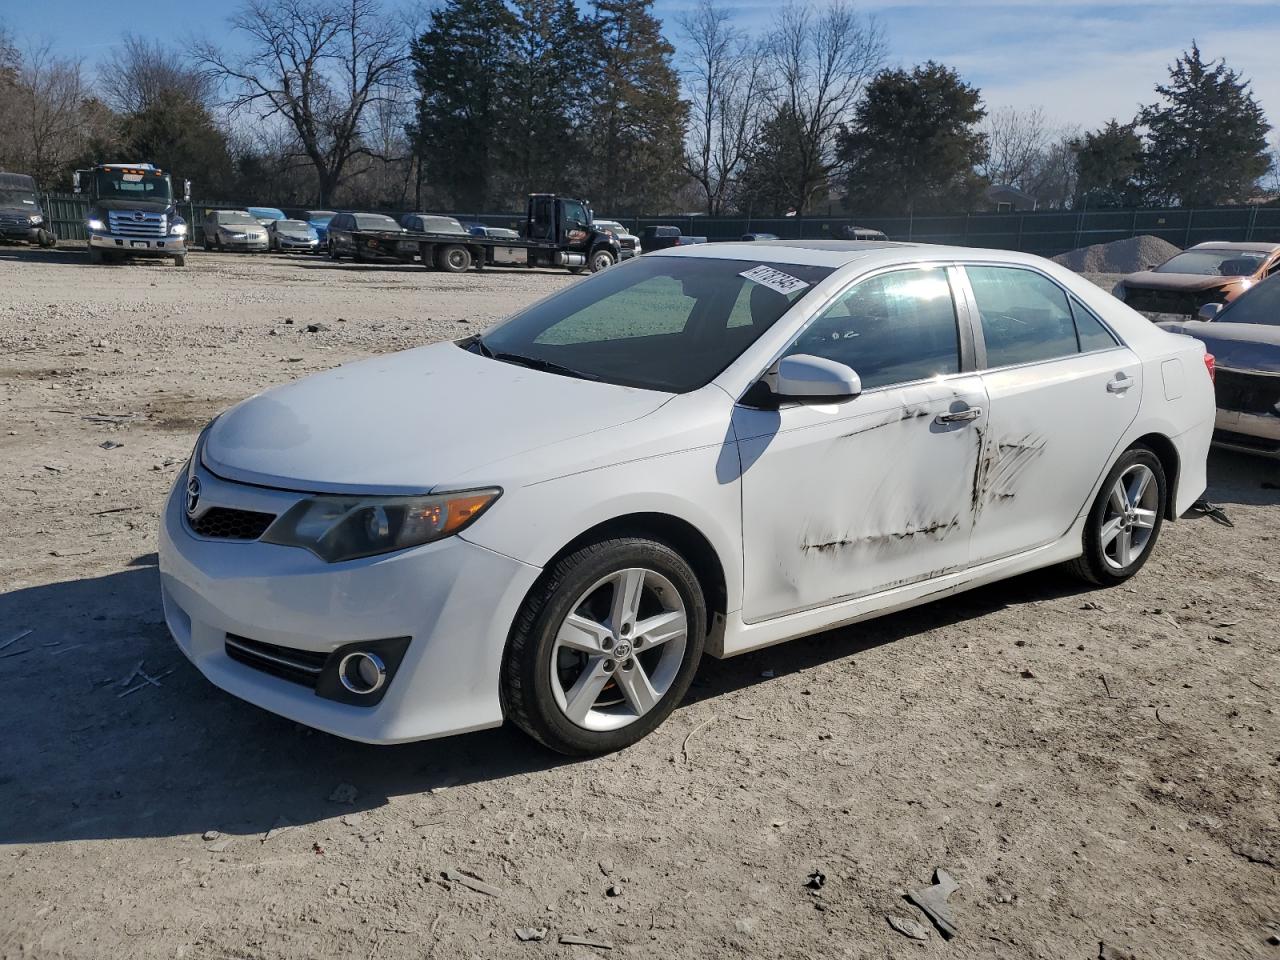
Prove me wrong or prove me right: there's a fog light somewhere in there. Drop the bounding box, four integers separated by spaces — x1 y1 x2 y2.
337 651 386 694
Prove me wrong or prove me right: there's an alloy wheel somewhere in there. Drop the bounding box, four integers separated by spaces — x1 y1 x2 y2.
1100 463 1159 570
549 567 688 731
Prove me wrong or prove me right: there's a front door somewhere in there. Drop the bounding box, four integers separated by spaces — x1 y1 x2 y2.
734 266 987 623
960 264 1141 563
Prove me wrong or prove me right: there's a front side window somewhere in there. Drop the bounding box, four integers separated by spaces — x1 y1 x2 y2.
966 266 1080 367
781 268 960 391
354 214 401 231
477 257 833 392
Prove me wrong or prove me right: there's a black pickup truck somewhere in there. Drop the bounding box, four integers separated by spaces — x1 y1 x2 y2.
348 194 621 274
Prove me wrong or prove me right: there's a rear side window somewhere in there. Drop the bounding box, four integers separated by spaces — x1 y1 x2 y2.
966 266 1078 367
783 268 960 390
1070 299 1119 351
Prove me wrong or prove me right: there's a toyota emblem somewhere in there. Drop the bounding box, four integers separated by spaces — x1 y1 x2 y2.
185 476 201 516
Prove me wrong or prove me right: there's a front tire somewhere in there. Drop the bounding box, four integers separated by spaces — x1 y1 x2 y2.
329 241 341 261
589 249 615 273
502 538 706 756
88 245 104 265
173 254 186 267
1069 445 1167 586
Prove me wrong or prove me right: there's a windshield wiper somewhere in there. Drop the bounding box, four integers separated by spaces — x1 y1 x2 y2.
492 350 602 382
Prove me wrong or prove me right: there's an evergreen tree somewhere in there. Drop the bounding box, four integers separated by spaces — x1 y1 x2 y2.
839 62 988 216
410 0 517 211
1072 120 1144 208
1139 43 1271 206
581 0 688 213
736 106 812 216
499 0 594 199
118 91 235 197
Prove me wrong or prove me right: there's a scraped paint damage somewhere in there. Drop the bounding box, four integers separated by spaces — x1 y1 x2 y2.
971 431 1046 519
801 514 961 554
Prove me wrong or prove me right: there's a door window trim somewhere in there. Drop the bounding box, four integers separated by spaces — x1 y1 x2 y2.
952 262 1129 374
735 262 978 405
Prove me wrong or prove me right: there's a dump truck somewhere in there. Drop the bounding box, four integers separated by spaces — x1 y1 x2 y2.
348 194 621 274
74 163 191 266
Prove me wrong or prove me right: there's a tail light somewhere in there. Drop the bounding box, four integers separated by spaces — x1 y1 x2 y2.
1203 352 1215 384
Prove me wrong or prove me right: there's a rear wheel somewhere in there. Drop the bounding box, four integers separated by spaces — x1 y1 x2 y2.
437 244 472 273
1069 446 1167 586
502 538 706 756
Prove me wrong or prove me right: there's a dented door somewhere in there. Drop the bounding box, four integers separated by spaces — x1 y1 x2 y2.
733 378 987 622
960 265 1142 564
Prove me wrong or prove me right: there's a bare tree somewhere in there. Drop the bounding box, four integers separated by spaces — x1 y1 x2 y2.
981 105 1049 189
2 43 93 185
100 34 215 114
759 1 885 214
678 0 766 215
195 0 410 205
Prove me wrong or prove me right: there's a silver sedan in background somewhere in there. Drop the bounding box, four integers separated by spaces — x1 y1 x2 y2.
267 219 321 253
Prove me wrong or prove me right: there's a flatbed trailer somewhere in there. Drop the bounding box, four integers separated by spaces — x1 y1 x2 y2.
348 193 621 275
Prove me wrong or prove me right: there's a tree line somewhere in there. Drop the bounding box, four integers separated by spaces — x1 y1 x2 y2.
0 1 1275 217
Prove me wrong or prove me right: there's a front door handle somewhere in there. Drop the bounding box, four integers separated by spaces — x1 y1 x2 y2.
935 406 983 424
1107 373 1135 393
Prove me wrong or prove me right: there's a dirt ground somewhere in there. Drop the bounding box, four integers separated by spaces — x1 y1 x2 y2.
1 247 1277 960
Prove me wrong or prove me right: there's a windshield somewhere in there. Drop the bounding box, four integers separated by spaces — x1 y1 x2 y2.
250 208 285 220
354 214 401 230
94 169 172 202
476 256 834 392
0 189 38 206
1156 249 1266 277
1218 275 1280 326
305 211 336 222
217 212 258 225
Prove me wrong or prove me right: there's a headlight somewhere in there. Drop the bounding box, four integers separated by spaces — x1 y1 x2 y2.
29 214 43 225
261 488 501 562
87 218 105 232
169 222 188 236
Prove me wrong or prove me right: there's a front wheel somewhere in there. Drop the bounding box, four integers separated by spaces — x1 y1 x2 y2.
589 249 615 273
173 254 186 267
502 538 706 756
1069 446 1167 586
88 245 104 265
329 241 340 261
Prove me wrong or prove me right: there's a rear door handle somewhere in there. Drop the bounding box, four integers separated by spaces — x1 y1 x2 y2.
935 406 983 424
1107 374 1135 393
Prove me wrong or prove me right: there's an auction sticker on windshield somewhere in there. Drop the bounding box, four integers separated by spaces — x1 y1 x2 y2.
740 264 810 296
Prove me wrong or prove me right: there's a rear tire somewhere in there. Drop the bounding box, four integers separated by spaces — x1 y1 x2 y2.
502 538 706 756
1068 445 1167 586
437 244 472 273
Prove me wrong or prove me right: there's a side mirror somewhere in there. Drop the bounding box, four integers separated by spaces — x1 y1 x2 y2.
72 171 81 194
183 180 192 201
1196 302 1224 321
774 354 861 402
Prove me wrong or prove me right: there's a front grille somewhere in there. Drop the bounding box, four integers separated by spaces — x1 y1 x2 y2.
225 634 327 688
1215 368 1280 417
188 506 276 540
1125 287 1216 316
0 214 30 228
107 210 166 238
619 237 636 250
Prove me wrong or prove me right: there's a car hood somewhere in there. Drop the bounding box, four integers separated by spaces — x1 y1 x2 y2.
0 202 39 216
1158 321 1280 374
1122 271 1238 293
203 341 673 493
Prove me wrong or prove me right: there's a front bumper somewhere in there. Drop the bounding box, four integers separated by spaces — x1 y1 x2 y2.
89 233 186 256
276 237 319 251
158 465 542 743
0 223 40 242
218 236 270 251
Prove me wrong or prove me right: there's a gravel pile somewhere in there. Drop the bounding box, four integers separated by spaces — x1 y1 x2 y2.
1052 235 1181 274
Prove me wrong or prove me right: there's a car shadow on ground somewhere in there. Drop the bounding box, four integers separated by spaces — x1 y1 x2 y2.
0 245 84 265
1 450 1272 848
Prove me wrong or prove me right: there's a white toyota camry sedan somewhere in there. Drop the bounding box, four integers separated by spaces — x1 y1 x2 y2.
159 241 1215 755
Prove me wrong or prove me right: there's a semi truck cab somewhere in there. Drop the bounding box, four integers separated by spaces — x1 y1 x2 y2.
75 163 191 266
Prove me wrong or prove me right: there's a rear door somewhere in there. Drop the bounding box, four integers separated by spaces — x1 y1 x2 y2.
959 264 1141 564
734 265 987 622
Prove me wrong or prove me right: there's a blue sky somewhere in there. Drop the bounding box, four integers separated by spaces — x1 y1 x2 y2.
7 0 1279 133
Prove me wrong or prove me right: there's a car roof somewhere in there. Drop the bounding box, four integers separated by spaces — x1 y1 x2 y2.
1188 241 1280 253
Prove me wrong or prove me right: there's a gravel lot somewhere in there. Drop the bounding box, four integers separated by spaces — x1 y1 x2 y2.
1 247 1277 959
